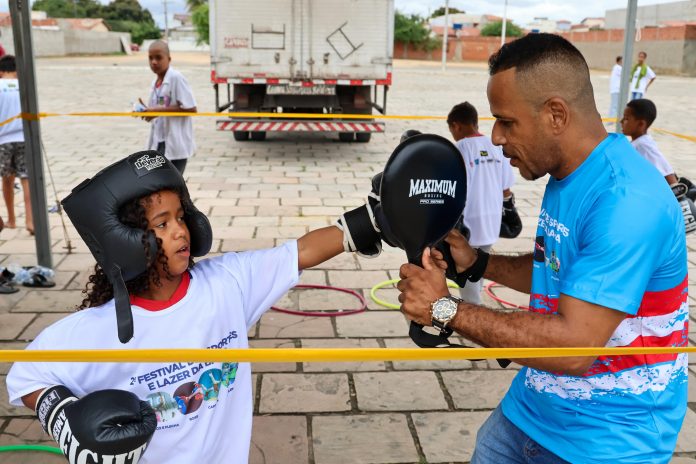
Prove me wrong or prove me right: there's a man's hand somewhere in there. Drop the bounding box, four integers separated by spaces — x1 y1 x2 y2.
397 248 450 326
443 228 477 273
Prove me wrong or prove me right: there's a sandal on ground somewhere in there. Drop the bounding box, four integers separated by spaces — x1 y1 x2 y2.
22 273 55 288
0 282 18 294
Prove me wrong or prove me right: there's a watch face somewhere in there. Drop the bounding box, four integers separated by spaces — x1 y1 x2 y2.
432 298 458 321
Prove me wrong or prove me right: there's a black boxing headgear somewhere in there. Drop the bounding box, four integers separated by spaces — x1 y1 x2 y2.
62 151 213 343
400 129 423 144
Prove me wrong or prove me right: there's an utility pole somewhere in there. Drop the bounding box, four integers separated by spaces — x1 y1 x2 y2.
616 0 638 133
163 0 170 40
9 0 52 268
441 0 449 72
501 0 508 47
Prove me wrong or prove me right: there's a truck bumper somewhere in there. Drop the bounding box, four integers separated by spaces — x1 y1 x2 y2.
216 119 385 133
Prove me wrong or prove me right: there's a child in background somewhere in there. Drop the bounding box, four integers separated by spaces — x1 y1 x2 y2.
141 40 197 174
620 98 677 185
0 55 33 235
446 102 518 304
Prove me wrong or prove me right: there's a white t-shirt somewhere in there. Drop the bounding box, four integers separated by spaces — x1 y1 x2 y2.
609 63 622 94
630 133 674 176
147 66 197 160
0 78 24 145
630 65 656 94
456 135 515 247
6 242 299 464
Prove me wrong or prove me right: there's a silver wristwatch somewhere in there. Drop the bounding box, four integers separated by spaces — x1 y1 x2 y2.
431 295 463 331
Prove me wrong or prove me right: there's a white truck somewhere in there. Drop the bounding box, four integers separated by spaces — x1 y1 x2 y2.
209 0 394 142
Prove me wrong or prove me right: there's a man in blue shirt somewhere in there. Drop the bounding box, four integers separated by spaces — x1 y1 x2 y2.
397 33 688 463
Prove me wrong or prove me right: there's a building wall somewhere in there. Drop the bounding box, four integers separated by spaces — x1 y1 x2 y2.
605 0 696 29
0 26 66 56
395 26 696 77
560 25 696 76
63 29 129 54
0 26 129 57
394 36 515 62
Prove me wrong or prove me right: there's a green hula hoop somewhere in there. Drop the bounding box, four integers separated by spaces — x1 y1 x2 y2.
370 279 460 310
0 444 63 455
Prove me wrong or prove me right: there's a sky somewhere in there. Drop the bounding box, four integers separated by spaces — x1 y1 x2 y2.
0 0 684 28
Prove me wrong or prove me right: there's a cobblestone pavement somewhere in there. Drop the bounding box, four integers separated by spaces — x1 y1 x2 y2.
0 53 695 463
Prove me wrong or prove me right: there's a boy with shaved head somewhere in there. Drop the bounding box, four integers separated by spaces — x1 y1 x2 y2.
397 33 687 463
140 40 197 173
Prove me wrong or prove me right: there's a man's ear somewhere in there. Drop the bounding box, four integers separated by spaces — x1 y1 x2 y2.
544 97 570 135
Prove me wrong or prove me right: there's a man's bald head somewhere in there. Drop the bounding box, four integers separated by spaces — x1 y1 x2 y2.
149 40 170 56
488 33 596 113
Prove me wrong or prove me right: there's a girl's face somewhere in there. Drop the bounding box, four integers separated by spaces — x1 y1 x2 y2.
143 190 191 279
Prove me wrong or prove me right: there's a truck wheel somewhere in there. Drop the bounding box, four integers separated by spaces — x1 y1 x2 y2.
250 131 266 141
338 132 354 142
355 133 372 143
233 131 250 141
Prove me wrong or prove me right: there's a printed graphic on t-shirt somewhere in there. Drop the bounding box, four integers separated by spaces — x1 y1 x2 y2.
130 331 240 429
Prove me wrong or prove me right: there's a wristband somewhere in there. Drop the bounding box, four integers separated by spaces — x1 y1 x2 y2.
455 248 489 284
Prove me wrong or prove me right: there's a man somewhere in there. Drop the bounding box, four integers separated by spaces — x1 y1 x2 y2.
397 33 687 463
608 55 622 117
446 101 517 304
630 51 656 100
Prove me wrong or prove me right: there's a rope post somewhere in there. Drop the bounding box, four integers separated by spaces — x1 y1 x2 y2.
615 0 638 134
9 0 52 268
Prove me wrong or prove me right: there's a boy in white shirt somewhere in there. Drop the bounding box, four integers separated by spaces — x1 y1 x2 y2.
447 102 517 304
140 41 197 174
620 98 677 185
630 51 656 100
0 55 33 234
608 56 622 118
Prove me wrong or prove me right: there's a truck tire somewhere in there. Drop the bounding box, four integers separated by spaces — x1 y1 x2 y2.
355 133 372 143
250 131 266 141
338 132 354 143
233 131 249 141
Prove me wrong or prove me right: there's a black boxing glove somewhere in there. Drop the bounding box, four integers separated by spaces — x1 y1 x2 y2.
500 193 523 239
337 172 400 257
678 176 696 202
671 183 696 235
36 385 157 464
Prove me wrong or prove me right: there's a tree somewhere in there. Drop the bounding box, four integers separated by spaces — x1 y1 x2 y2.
102 0 160 45
394 11 440 58
186 0 207 11
102 0 155 23
32 0 103 18
191 4 209 45
431 6 465 18
480 20 523 37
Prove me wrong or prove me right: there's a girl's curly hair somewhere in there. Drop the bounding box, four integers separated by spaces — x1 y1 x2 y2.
79 189 196 310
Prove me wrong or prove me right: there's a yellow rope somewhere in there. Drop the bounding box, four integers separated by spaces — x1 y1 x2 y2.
0 346 693 363
5 112 694 143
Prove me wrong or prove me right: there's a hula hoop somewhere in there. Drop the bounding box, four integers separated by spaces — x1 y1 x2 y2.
0 444 63 455
370 279 460 310
271 284 367 317
484 281 531 310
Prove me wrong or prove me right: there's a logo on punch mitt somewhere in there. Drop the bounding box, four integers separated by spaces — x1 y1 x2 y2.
133 153 167 174
409 178 458 205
